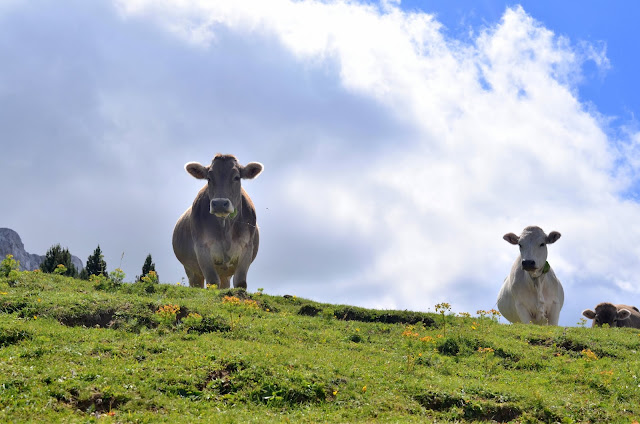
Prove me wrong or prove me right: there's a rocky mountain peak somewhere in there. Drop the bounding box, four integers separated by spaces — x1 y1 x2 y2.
0 228 84 272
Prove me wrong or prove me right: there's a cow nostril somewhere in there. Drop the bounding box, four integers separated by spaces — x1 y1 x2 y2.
522 260 536 270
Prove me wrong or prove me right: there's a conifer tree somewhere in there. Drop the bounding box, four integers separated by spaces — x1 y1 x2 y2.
138 254 158 282
84 245 108 279
40 244 78 278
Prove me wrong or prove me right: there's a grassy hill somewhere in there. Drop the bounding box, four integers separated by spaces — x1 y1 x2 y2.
1 269 640 423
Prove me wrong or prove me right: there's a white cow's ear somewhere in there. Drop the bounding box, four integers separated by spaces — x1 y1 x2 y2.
503 233 519 245
185 162 209 180
547 231 561 244
617 309 632 321
582 309 596 319
241 162 263 180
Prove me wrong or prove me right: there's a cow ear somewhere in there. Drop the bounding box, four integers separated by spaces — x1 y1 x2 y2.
185 162 209 180
241 162 263 180
503 233 519 245
546 231 561 244
582 309 596 319
617 309 632 321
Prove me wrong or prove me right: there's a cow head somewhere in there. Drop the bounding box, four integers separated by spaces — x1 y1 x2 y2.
504 226 561 275
185 154 263 218
582 303 632 327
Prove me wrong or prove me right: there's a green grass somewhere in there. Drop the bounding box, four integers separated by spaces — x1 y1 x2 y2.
1 271 640 423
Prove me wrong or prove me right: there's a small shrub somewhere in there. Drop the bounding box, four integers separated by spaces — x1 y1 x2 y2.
1 254 20 282
91 269 124 292
155 304 180 327
182 312 203 328
349 333 362 343
132 270 159 294
223 295 259 309
109 268 125 286
437 338 460 356
187 315 231 334
141 270 158 285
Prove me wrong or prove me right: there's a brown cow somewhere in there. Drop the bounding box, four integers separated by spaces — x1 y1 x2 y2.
172 154 263 289
582 303 640 328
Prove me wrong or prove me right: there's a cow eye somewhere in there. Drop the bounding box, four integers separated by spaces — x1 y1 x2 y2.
539 243 546 247
233 175 241 182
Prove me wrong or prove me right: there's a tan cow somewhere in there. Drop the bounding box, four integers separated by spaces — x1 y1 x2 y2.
582 303 640 328
173 154 263 289
497 226 564 325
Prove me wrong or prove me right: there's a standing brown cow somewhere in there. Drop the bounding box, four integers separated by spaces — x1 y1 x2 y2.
173 154 263 289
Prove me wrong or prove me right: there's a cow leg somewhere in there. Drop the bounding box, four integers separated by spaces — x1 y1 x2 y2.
218 276 231 289
547 302 561 326
186 267 205 289
232 249 253 289
202 267 221 289
514 302 533 324
195 249 222 289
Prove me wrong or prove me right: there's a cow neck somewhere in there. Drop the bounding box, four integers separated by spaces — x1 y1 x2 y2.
215 211 237 263
527 261 550 280
217 200 241 241
527 270 546 309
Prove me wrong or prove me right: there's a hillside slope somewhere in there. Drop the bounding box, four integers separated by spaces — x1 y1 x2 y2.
1 270 639 423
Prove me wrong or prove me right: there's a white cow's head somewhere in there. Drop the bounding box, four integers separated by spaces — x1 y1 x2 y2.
504 226 561 275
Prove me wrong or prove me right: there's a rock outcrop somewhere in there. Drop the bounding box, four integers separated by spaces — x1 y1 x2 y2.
0 228 84 272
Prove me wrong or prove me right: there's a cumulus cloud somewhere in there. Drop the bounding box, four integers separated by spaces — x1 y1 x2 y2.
1 0 639 325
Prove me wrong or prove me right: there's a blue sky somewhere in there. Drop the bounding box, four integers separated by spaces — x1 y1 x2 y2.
1 0 640 326
413 0 640 124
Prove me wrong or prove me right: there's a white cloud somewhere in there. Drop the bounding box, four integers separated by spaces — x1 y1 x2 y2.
2 0 639 326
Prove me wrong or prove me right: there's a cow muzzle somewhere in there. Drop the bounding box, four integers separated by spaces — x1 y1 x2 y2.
210 198 234 217
521 260 537 271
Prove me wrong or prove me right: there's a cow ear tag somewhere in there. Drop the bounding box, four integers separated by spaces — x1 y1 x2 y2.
228 208 238 219
542 261 550 274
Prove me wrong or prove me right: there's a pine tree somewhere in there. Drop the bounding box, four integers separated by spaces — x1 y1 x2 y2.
137 254 157 282
84 245 108 279
40 244 78 278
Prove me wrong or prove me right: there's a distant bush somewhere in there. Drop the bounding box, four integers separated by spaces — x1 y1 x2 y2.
40 244 77 278
1 254 20 281
82 245 107 280
137 254 158 282
127 270 159 295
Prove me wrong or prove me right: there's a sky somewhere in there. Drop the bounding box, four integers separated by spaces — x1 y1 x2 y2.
2 0 640 326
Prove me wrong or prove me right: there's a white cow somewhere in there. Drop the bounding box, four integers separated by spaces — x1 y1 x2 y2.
497 226 564 325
